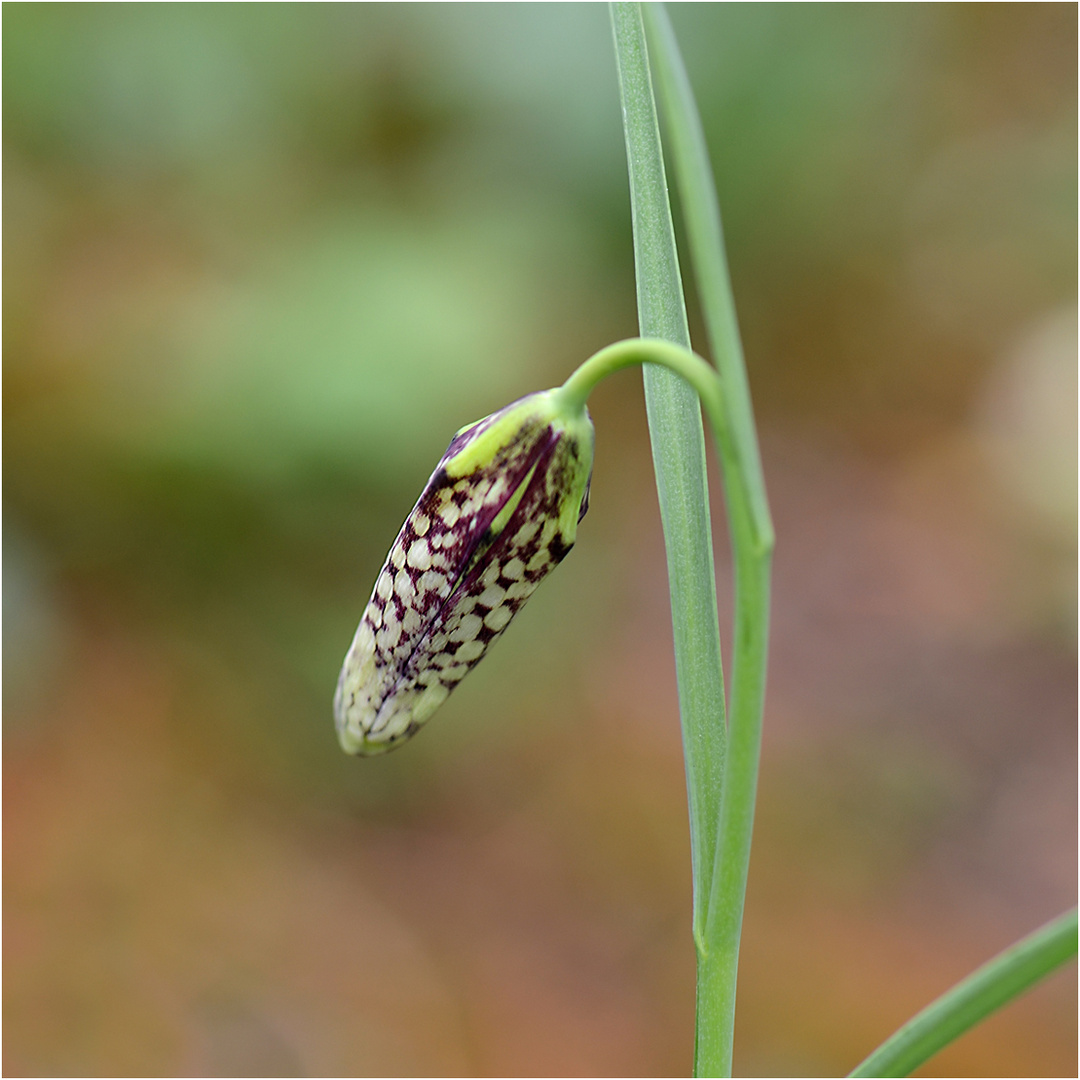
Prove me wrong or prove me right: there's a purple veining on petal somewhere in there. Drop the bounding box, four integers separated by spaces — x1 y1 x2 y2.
335 414 560 734
335 389 594 755
367 427 588 744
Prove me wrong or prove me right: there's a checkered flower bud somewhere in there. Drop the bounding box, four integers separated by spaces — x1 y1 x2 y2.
334 388 594 755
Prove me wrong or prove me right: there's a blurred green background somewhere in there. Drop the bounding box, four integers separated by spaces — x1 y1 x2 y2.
4 4 1076 1075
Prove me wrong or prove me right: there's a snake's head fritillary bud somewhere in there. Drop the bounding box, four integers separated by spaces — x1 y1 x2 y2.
334 388 594 755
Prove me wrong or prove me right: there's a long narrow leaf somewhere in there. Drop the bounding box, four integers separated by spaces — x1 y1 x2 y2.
849 908 1078 1078
642 5 775 1074
609 2 727 956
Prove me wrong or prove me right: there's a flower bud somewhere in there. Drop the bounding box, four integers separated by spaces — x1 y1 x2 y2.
334 388 594 755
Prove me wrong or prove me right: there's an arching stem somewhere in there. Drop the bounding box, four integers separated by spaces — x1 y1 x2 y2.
559 337 724 433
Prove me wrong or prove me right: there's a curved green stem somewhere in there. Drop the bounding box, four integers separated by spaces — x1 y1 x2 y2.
559 337 723 426
565 330 775 1072
849 908 1079 1078
563 334 772 1079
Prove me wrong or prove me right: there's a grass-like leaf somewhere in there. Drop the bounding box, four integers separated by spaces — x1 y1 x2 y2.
609 2 728 964
611 3 774 1075
849 908 1078 1078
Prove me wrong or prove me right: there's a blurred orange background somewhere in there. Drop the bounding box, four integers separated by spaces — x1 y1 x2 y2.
4 5 1076 1076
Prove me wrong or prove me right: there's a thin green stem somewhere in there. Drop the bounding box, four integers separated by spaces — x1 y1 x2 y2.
570 332 773 1075
559 338 721 419
642 6 774 1075
609 1 728 961
849 908 1079 1078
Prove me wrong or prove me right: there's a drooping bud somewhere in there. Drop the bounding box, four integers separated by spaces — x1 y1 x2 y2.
334 388 594 755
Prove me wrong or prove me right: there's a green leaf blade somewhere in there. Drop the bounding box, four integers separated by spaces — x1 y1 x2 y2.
849 908 1078 1078
609 0 727 956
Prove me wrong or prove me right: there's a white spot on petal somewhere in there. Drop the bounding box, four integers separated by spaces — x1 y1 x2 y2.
478 584 506 609
394 570 416 604
418 570 447 595
513 522 539 547
484 605 513 633
411 682 449 724
449 613 483 643
506 580 538 601
352 621 375 656
454 639 485 663
407 538 432 571
526 550 551 573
